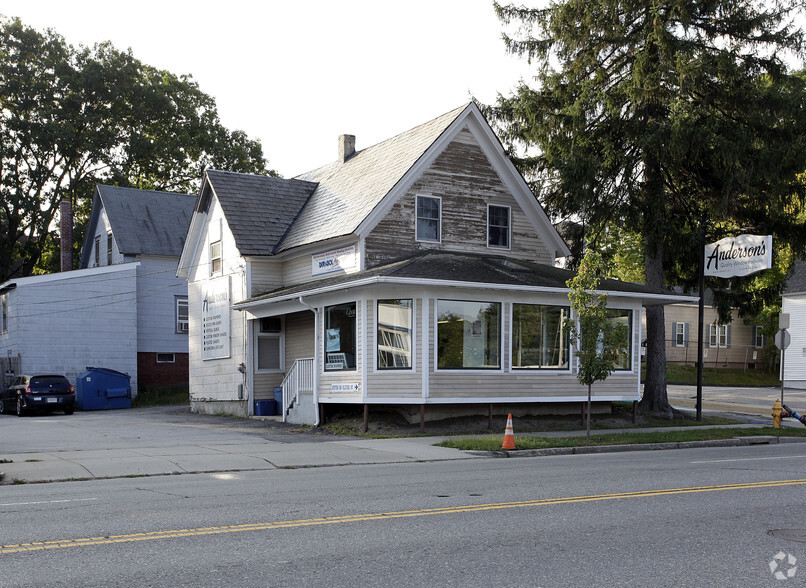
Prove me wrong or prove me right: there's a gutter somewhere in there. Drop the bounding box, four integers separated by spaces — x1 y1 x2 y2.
234 276 697 310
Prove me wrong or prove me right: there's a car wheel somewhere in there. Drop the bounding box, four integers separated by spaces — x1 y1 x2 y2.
16 396 26 417
64 407 74 415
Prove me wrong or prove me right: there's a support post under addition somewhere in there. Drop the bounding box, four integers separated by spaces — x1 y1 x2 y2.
363 404 369 433
420 405 425 434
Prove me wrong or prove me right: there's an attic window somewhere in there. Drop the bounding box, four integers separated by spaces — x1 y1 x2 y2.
488 205 510 249
107 232 113 264
416 195 441 243
210 240 222 275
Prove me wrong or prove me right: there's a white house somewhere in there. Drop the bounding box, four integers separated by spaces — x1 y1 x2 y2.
0 185 195 392
782 260 806 389
177 103 691 425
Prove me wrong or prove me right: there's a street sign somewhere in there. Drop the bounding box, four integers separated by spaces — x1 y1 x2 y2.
775 329 791 351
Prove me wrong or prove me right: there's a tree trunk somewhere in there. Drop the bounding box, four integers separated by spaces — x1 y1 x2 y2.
638 152 674 418
586 382 592 440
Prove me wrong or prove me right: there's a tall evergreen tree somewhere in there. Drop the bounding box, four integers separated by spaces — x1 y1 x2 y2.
0 16 273 281
488 0 806 416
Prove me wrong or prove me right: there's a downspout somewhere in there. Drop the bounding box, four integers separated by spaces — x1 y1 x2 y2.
298 296 320 426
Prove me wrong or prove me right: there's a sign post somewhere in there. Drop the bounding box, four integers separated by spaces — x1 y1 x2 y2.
775 313 791 404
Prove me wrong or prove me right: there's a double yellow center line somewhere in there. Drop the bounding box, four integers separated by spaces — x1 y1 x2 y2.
3 478 805 554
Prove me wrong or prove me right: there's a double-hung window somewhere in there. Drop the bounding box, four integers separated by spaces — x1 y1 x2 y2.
672 322 689 347
94 237 100 266
753 326 765 348
176 297 189 334
416 195 441 242
107 232 113 265
488 205 510 249
707 324 731 348
210 240 222 275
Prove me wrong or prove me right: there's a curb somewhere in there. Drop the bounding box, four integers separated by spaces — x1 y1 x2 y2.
468 435 806 458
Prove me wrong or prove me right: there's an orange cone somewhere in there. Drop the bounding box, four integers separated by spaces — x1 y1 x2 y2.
501 413 516 450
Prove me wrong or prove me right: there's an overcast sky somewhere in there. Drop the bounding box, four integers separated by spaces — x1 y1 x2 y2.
2 1 534 178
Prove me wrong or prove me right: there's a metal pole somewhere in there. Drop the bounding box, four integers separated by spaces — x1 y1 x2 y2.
781 344 786 405
696 218 705 421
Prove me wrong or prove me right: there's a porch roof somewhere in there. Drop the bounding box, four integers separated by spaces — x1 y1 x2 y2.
234 251 695 310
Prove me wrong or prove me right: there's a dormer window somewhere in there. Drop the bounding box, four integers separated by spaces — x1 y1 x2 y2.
416 195 441 243
488 205 510 249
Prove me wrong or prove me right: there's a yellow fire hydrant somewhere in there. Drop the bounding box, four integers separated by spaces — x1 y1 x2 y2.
772 399 784 429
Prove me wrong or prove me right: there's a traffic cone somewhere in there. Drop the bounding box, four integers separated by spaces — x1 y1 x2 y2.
502 413 516 450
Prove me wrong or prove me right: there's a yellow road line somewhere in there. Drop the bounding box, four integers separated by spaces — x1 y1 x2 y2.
3 478 805 554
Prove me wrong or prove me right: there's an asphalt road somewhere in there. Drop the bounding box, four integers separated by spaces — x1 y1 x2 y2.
3 442 806 586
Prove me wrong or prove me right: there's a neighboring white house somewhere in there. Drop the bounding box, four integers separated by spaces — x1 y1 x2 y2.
0 185 195 392
177 103 693 425
782 260 806 389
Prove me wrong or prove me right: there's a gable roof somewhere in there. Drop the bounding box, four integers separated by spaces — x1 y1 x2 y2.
280 104 469 252
80 185 196 266
785 260 806 295
201 170 318 256
235 250 691 310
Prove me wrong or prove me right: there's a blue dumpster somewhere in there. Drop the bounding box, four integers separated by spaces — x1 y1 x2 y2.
76 367 132 410
254 399 275 416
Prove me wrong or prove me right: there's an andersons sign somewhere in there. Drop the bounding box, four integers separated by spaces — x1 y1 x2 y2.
704 234 772 278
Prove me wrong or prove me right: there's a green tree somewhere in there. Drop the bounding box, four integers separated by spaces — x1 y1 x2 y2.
566 250 628 439
489 1 806 416
0 16 273 281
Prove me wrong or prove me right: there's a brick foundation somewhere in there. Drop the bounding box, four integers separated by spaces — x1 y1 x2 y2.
137 353 189 388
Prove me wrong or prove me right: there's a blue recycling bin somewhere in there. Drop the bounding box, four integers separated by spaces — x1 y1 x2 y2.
254 399 275 416
76 367 132 410
273 387 284 414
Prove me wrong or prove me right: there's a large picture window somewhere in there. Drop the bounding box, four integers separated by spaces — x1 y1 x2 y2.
606 309 633 370
377 299 412 369
512 304 569 369
325 302 357 371
437 300 501 369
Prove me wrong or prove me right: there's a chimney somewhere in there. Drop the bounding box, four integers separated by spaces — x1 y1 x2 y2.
59 199 73 272
338 134 355 163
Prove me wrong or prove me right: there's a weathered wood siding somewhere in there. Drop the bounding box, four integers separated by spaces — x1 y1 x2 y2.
364 129 552 268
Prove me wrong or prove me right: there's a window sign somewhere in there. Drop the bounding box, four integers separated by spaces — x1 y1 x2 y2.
324 303 356 370
202 276 230 360
312 245 358 277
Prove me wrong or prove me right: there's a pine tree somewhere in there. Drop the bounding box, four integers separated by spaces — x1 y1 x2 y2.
489 0 806 416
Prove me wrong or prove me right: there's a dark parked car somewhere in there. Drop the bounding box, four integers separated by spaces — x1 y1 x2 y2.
0 374 76 416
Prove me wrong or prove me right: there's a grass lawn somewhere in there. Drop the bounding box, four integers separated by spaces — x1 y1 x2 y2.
132 385 189 407
663 364 780 387
436 426 806 451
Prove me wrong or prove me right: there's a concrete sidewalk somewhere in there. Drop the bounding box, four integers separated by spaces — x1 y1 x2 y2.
3 420 803 485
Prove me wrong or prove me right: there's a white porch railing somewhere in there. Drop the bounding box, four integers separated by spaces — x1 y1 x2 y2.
280 358 314 422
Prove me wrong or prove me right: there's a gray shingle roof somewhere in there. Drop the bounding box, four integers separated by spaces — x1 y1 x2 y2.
96 185 196 257
238 250 678 306
278 104 470 252
205 170 318 256
785 260 806 295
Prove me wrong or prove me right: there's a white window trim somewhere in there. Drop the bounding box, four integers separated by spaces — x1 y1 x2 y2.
415 194 442 244
94 236 100 267
106 232 113 265
508 302 572 373
374 299 416 373
323 302 359 373
175 296 189 334
156 353 176 363
255 317 284 373
487 204 511 250
433 299 504 374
